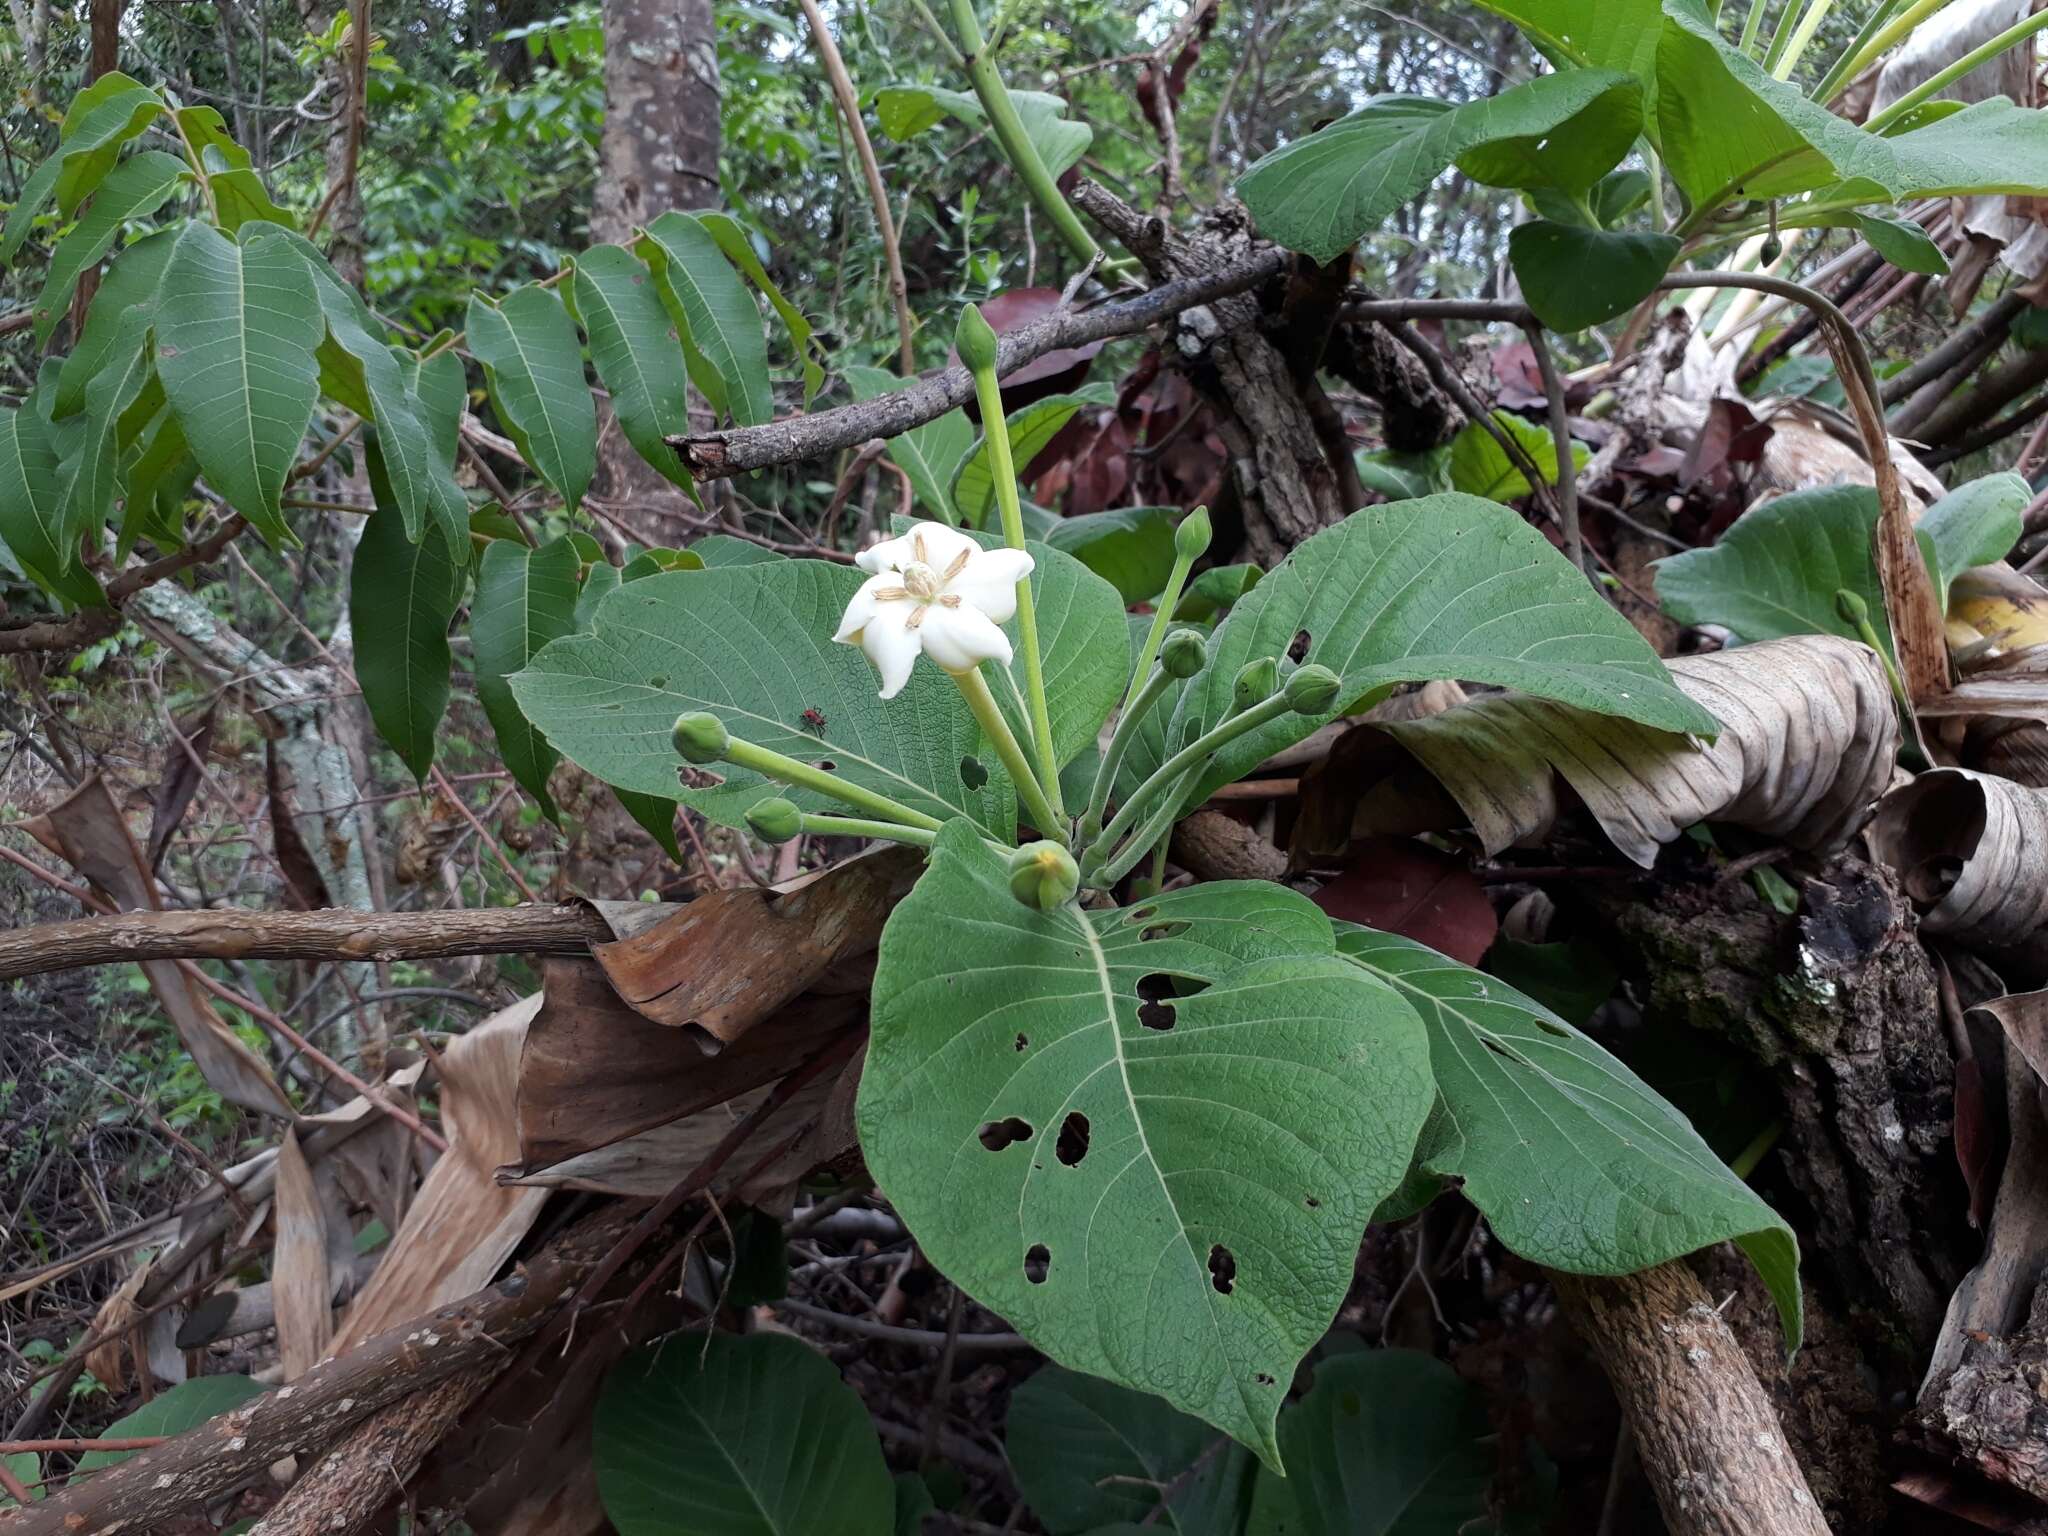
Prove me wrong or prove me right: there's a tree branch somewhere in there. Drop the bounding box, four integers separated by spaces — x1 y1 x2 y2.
0 515 247 657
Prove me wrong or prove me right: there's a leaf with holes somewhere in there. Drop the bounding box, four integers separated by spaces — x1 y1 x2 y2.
570 244 696 493
638 210 773 428
594 1332 893 1536
352 438 464 781
1236 70 1638 264
1166 496 1716 809
475 536 579 819
510 558 1018 838
1335 924 1801 1347
858 825 1434 1462
1007 1365 1255 1535
845 364 974 524
467 283 596 513
31 150 186 345
952 394 1093 530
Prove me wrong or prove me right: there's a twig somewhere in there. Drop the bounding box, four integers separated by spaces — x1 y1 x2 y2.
772 1298 1032 1352
1525 323 1583 575
430 765 539 902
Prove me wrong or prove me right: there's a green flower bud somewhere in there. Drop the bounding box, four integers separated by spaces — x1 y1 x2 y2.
1834 588 1869 627
671 711 730 764
1284 663 1342 714
1160 627 1208 679
1008 840 1081 911
1232 656 1280 712
1759 232 1784 267
955 304 1000 375
1174 506 1212 561
745 796 803 844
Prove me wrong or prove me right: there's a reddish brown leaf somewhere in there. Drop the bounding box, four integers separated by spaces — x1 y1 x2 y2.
1310 836 1497 965
951 288 1106 415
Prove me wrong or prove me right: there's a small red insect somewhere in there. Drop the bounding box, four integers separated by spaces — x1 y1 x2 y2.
799 707 828 737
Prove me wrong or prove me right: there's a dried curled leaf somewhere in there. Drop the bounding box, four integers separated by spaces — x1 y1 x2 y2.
1380 634 1898 867
1867 768 2048 946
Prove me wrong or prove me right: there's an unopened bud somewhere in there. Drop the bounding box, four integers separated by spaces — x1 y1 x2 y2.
745 797 803 844
671 711 730 764
955 304 1000 374
1834 588 1869 628
1284 663 1341 714
1008 840 1081 911
1232 656 1279 712
1174 506 1212 561
1160 628 1207 679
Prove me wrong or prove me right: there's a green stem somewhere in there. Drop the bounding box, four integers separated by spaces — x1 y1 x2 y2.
1088 689 1294 867
799 813 937 847
1122 553 1194 719
721 738 945 832
1832 0 1954 89
1809 0 1908 102
1770 0 1838 79
1865 7 2048 132
1080 663 1173 843
1837 588 1913 713
1737 0 1773 56
946 0 1101 265
955 664 1067 843
1092 762 1203 888
968 355 1064 816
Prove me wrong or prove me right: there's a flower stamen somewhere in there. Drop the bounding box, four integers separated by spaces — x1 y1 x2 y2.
943 548 972 582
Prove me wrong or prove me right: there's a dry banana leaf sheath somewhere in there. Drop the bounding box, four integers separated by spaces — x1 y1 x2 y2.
1867 768 2048 946
1381 634 1899 867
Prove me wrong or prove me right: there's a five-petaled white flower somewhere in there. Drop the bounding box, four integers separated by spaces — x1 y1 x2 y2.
834 521 1034 699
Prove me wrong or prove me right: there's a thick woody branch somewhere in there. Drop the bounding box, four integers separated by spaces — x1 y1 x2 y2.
668 240 1288 479
0 902 613 983
0 515 247 656
1554 1262 1831 1536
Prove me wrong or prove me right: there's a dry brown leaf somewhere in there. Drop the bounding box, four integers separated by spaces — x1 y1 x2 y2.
1375 634 1897 866
1868 769 2048 945
24 777 290 1118
272 1128 333 1380
327 996 548 1357
592 847 918 1044
84 1261 149 1395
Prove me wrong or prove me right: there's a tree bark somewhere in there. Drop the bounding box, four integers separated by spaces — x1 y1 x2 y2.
1554 1262 1833 1536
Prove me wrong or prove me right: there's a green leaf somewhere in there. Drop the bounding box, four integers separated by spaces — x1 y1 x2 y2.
1455 77 1644 193
621 546 705 581
119 406 195 558
475 536 579 819
952 395 1090 529
174 106 295 233
1016 535 1138 774
1469 0 1660 76
1044 506 1179 605
691 211 825 406
74 1376 265 1472
574 558 621 628
55 226 175 417
1236 71 1638 264
594 1332 893 1536
466 283 597 513
510 559 1017 837
53 74 166 217
351 441 463 780
1857 213 1949 277
1172 564 1262 623
1923 472 2029 607
1653 484 1890 654
0 151 64 266
0 402 104 609
616 788 684 863
31 150 186 345
858 832 1435 1462
1244 1350 1494 1536
1335 925 1801 1348
844 364 972 524
1448 410 1585 502
638 210 773 428
1167 497 1716 806
893 1473 935 1536
1355 445 1450 503
1509 221 1678 332
0 1452 36 1506
156 221 324 544
570 244 696 493
875 84 1093 179
692 533 785 567
60 305 155 548
1007 1365 1254 1535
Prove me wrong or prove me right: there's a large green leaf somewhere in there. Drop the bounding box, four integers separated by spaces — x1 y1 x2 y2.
1335 925 1801 1347
1448 410 1586 502
1167 496 1716 805
510 558 1017 837
1858 212 1949 277
31 150 186 345
0 401 103 609
155 221 324 544
1244 1350 1496 1536
73 1376 265 1472
466 283 596 514
119 406 195 558
173 105 296 233
474 536 579 819
1007 1365 1254 1535
1236 70 1638 264
53 74 166 216
570 243 695 493
1470 0 1661 76
1922 472 2028 607
351 443 463 780
1045 506 1179 605
60 305 155 547
1509 221 1678 332
692 210 825 406
638 210 773 428
859 832 1435 1462
594 1332 893 1536
952 394 1092 529
844 364 973 524
875 84 1093 180
55 226 175 417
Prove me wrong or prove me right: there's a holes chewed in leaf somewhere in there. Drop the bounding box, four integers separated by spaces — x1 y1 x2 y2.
1139 921 1190 942
978 1116 1033 1151
816 759 837 773
1124 905 1157 925
648 675 668 689
1014 1033 1029 1052
1137 973 1178 1032
1255 1372 1276 1386
1287 628 1312 663
960 755 988 790
677 766 726 789
1208 1245 1236 1294
1024 1244 1050 1284
1056 1112 1090 1166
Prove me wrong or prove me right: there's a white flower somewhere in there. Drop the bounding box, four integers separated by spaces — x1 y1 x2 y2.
834 521 1034 699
